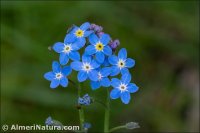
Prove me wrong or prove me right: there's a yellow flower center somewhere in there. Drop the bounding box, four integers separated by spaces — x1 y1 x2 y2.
75 29 84 38
95 42 104 51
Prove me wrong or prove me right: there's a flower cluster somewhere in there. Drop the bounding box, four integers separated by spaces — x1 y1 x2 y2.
44 22 139 104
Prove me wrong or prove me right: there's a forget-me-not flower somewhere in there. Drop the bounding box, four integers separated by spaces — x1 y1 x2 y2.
90 67 111 90
85 33 112 63
71 54 100 82
53 34 81 65
83 122 92 129
70 22 93 48
108 48 135 76
44 61 72 88
45 116 53 125
78 94 91 105
110 73 138 104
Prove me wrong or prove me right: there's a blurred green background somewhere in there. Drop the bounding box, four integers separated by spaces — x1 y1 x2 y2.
1 1 199 132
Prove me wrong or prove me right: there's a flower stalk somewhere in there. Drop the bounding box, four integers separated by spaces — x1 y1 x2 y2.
109 125 126 132
78 83 85 131
104 89 110 132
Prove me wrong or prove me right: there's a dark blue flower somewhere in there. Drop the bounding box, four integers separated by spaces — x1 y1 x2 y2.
44 61 72 88
83 122 91 129
53 34 81 65
110 73 139 104
71 54 100 82
90 67 111 90
45 116 53 125
108 48 135 76
78 94 91 105
85 33 112 63
70 22 93 48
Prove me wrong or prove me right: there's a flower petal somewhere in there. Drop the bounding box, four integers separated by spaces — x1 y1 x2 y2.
103 57 110 67
62 66 72 76
91 81 101 90
50 79 60 89
126 58 135 68
59 53 69 65
96 52 105 63
76 38 86 48
52 61 61 73
82 54 91 63
121 72 131 84
64 34 76 44
89 33 99 45
70 26 79 34
88 70 98 81
121 91 131 104
84 31 93 37
108 55 118 65
44 72 54 81
91 60 100 69
110 88 120 99
111 78 121 88
80 22 90 30
100 77 110 87
100 34 110 45
127 83 139 93
110 66 120 76
100 67 111 77
60 77 68 87
71 43 81 51
78 71 88 82
53 42 64 53
71 61 82 71
85 45 96 55
118 48 127 60
121 68 129 75
103 45 112 56
69 51 80 61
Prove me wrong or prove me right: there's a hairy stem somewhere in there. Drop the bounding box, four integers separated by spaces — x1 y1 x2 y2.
109 125 126 132
78 83 85 131
104 89 110 132
94 98 108 109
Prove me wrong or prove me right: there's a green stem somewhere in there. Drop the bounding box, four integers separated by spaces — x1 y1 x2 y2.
94 98 108 109
78 83 84 131
104 89 110 132
109 125 126 132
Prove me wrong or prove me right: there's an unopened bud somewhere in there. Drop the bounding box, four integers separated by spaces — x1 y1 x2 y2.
125 122 140 129
48 46 52 51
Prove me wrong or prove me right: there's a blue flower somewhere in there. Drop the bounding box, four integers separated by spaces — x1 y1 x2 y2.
45 116 53 125
71 54 100 82
53 34 81 65
103 56 110 67
44 61 72 88
90 67 111 90
78 94 91 105
108 48 135 76
83 122 91 129
70 22 93 48
85 33 112 63
110 73 139 104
